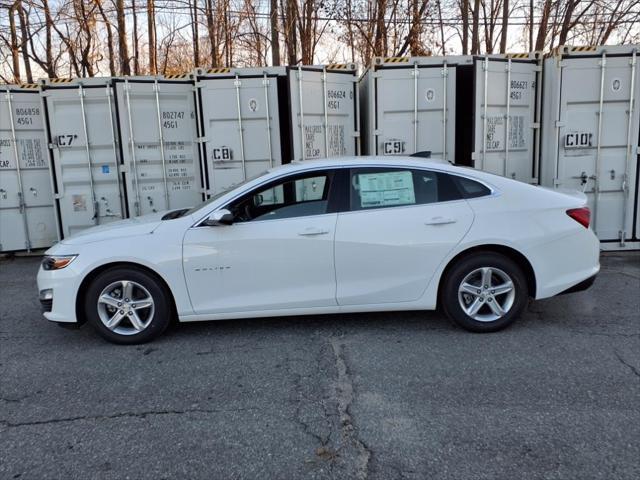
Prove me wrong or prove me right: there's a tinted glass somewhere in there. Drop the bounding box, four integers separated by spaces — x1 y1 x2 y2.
229 173 331 222
349 168 463 211
455 176 492 198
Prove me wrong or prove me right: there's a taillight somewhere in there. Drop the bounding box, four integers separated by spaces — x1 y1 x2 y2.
567 207 590 228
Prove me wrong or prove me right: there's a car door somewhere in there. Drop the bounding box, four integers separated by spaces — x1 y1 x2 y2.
335 167 475 306
182 169 341 314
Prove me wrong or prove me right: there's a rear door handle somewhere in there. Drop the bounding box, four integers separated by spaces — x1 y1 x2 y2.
298 227 330 236
425 217 457 226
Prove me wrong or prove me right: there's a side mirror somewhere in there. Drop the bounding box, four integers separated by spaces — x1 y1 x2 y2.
204 208 234 226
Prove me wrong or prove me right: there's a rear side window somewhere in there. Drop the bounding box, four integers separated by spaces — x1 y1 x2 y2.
349 168 463 211
454 176 492 198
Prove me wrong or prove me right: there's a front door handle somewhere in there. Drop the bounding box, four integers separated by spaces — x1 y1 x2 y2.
425 217 457 226
298 227 330 236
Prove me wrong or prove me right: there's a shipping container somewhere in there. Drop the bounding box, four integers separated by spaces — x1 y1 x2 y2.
360 54 541 183
195 64 359 196
541 45 640 250
113 77 204 216
0 84 58 252
41 78 125 238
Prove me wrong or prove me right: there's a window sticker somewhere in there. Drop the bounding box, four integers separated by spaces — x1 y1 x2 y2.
357 171 415 208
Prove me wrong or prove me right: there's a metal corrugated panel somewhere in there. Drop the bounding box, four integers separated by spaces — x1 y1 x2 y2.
41 79 125 238
362 54 541 183
288 65 359 161
195 65 359 196
0 86 58 252
113 78 204 217
541 44 640 249
196 67 286 196
473 54 541 183
361 56 465 160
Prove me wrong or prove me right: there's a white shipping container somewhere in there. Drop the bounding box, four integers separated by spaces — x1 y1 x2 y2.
360 56 459 160
42 78 125 238
195 65 359 196
0 85 58 252
472 54 541 183
541 45 640 250
114 78 204 216
360 54 541 183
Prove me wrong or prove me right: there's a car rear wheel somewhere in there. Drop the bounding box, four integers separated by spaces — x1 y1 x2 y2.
441 252 528 332
84 266 172 344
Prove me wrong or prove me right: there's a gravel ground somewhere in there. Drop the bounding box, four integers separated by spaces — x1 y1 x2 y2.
1 252 639 479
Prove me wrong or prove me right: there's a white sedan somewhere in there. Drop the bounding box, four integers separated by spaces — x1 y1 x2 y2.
37 157 600 344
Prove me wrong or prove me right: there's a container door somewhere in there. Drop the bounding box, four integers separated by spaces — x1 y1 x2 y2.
374 64 456 159
289 68 358 160
115 80 203 216
44 84 124 238
0 89 57 252
474 58 539 183
556 54 640 244
197 74 283 196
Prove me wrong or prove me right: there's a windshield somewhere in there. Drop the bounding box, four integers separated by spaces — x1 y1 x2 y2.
185 172 267 216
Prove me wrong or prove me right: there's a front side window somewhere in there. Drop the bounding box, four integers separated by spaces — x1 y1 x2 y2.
349 168 463 211
228 171 332 222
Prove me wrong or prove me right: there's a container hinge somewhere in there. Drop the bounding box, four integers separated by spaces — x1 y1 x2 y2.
54 193 63 199
555 120 565 127
553 179 562 187
619 230 626 247
352 131 361 138
471 151 478 160
534 66 542 72
119 164 129 173
196 137 207 144
531 122 540 129
373 129 382 136
25 239 31 250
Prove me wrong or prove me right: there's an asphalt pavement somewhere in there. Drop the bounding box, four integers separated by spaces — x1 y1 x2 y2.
1 253 639 479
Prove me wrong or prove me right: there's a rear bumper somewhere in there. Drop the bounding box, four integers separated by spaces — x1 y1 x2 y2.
558 273 597 295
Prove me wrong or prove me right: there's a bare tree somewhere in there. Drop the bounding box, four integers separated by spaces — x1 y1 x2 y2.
270 0 280 65
116 0 130 74
147 0 156 74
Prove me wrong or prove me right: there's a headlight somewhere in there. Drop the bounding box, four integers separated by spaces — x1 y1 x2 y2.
42 255 78 270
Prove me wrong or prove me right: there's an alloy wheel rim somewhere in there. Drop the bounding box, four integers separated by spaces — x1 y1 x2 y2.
97 280 155 335
457 267 515 322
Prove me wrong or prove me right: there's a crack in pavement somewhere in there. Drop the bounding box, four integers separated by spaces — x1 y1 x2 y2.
614 351 640 379
330 336 371 480
0 406 259 429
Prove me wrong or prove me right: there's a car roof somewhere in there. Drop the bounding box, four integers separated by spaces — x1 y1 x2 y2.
269 156 457 173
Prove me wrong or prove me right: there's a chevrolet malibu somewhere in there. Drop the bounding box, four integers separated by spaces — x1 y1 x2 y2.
37 157 600 344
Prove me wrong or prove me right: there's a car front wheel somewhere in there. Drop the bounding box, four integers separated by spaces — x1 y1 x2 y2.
441 252 528 332
84 266 172 344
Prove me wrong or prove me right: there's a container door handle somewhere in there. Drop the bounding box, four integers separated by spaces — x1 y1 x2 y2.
425 217 457 226
298 227 329 236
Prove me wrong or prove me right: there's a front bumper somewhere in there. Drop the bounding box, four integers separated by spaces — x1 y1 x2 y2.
37 264 82 323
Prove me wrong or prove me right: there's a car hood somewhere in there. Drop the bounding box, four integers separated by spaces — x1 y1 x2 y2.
59 211 169 246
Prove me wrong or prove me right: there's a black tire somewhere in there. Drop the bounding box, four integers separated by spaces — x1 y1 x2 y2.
84 266 173 344
440 252 528 333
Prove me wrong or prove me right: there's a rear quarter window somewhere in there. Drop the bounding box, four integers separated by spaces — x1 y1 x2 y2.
454 176 492 199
